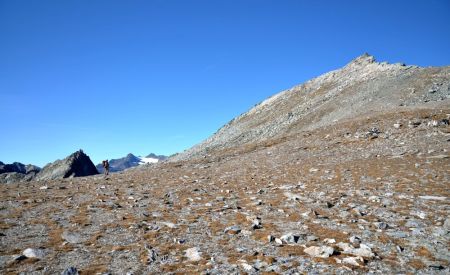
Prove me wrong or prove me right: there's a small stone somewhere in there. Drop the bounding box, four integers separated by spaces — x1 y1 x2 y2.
61 267 79 275
280 233 301 244
185 247 202 261
160 222 177 229
306 235 318 242
337 242 375 258
224 225 241 235
376 222 388 230
238 260 256 272
61 231 84 244
349 236 361 246
342 256 364 266
304 246 334 258
23 248 46 259
39 186 48 190
275 238 283 245
393 123 402 129
418 196 447 201
443 218 450 230
267 235 275 242
324 238 336 244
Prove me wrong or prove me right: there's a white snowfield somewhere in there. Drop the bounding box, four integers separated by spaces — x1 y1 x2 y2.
138 157 159 164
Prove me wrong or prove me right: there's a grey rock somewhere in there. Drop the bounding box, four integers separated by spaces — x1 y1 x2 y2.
224 225 241 235
443 218 450 230
61 231 85 244
350 236 362 246
22 248 46 259
280 233 303 244
61 267 79 275
35 150 98 181
304 246 334 258
185 247 202 261
375 222 389 230
337 242 375 258
306 235 318 242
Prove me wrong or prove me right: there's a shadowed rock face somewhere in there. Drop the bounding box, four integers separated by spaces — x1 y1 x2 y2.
0 162 26 174
35 150 98 181
0 162 41 184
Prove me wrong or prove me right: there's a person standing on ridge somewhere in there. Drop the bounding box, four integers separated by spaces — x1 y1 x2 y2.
102 160 110 176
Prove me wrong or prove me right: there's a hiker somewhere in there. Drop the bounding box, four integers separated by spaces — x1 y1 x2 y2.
102 160 110 176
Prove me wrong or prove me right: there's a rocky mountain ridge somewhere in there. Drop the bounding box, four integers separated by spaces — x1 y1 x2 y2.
171 53 450 161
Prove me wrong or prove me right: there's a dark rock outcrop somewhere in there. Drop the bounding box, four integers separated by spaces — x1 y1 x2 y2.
0 161 41 184
35 150 98 181
0 162 26 174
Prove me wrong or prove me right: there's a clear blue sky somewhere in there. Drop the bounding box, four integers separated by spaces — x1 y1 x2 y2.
1 0 449 167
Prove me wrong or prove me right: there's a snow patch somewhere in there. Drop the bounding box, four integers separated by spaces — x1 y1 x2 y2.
138 157 159 164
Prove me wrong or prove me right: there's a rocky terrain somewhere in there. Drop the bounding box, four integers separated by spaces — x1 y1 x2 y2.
34 150 98 181
0 162 41 184
172 53 450 162
96 153 167 174
0 54 449 274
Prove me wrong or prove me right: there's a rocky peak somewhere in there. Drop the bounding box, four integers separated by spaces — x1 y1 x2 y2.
35 150 98 181
170 54 450 162
348 53 376 66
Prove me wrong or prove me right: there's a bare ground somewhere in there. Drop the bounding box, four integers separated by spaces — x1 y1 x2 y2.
1 106 449 274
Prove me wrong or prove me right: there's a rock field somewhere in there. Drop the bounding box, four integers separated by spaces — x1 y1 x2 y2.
1 104 449 274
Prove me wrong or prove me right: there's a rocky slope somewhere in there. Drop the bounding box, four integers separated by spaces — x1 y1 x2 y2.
34 150 98 181
0 54 449 274
171 53 450 161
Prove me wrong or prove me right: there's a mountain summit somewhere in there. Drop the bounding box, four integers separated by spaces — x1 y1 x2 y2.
171 54 449 161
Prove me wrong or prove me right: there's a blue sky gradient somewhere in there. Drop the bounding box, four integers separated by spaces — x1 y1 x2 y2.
1 0 449 166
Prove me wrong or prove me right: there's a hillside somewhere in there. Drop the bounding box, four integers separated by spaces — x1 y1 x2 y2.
171 53 449 162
